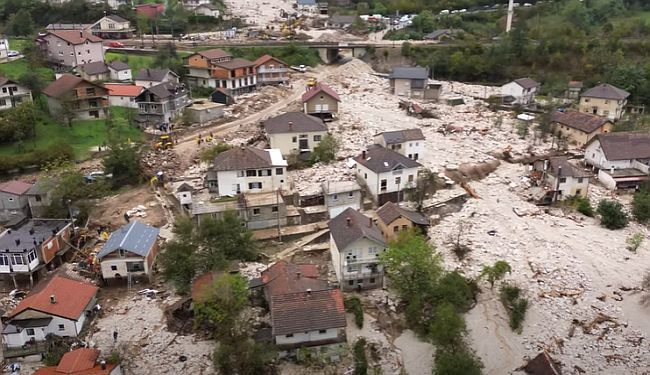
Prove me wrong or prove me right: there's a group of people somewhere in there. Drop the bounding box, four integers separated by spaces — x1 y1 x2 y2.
196 132 215 146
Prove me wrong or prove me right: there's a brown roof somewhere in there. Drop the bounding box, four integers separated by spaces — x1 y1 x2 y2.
43 74 103 99
587 132 650 161
271 289 346 336
582 83 629 100
514 77 540 89
329 207 386 250
216 58 256 70
354 144 421 173
568 81 583 89
302 82 341 103
378 129 425 144
0 180 33 195
197 48 232 60
9 276 98 320
253 54 287 67
547 156 591 178
261 261 329 298
550 111 611 134
79 61 109 75
521 351 562 375
211 146 273 171
263 112 327 134
48 29 102 44
376 202 429 226
56 348 100 373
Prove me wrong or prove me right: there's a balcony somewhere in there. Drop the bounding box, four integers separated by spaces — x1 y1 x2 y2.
257 67 288 74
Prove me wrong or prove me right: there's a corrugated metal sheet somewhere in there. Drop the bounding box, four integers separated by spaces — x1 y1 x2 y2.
97 221 159 259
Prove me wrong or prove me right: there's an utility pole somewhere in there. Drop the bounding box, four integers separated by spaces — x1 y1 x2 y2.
506 0 515 33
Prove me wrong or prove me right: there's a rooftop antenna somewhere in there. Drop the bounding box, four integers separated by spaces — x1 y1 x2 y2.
506 0 515 33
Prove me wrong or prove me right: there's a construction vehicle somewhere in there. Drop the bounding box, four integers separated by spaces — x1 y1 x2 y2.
306 77 318 88
154 134 174 150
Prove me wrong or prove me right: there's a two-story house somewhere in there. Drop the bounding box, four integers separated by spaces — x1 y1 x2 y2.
322 181 362 219
354 145 421 205
579 83 630 121
501 78 540 106
329 207 387 290
0 77 32 111
206 146 288 196
388 66 437 99
39 29 104 68
185 49 257 95
97 221 160 283
43 74 109 120
531 156 591 202
78 61 110 82
375 201 429 242
0 180 33 223
134 81 192 124
2 276 98 356
302 82 340 120
105 84 143 109
374 129 425 161
90 14 135 39
254 54 289 86
550 110 613 147
0 219 72 288
585 132 650 190
134 68 179 88
263 112 328 156
190 191 288 230
108 60 132 81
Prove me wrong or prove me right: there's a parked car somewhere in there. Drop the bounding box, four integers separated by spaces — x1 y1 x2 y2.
7 51 19 57
107 41 124 48
439 9 450 15
84 171 113 183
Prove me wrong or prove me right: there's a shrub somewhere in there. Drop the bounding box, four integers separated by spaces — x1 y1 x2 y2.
344 296 364 329
309 134 339 164
199 142 231 163
0 144 74 175
433 349 482 375
626 233 644 252
500 284 528 333
632 189 650 223
576 196 594 217
353 338 367 375
597 199 629 229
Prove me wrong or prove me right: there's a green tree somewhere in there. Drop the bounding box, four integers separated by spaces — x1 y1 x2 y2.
18 71 47 97
401 41 412 57
7 9 34 36
310 134 339 164
632 187 650 223
137 14 150 46
353 338 368 375
433 271 474 311
480 260 512 289
411 10 435 34
102 142 142 188
356 2 370 15
200 143 232 163
194 273 249 337
429 303 466 349
597 199 629 229
500 284 528 332
214 336 276 375
433 349 482 375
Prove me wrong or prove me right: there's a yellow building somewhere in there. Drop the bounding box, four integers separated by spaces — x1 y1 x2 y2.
551 110 613 147
375 202 429 243
578 83 630 121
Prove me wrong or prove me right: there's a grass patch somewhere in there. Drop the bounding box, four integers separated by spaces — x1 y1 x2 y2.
344 296 364 329
8 38 31 53
0 59 54 81
105 52 157 73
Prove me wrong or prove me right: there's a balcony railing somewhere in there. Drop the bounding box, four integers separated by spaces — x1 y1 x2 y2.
257 68 288 74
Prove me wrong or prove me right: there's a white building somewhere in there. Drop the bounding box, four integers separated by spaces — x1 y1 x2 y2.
0 77 32 112
108 60 132 81
374 129 425 161
532 156 591 202
322 180 362 219
194 4 221 17
134 68 179 88
585 132 650 190
0 36 9 61
2 276 98 349
354 145 421 205
206 146 288 197
105 84 143 108
262 112 328 156
328 207 387 290
500 77 540 105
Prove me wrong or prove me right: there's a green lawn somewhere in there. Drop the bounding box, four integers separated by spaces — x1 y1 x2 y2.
0 108 143 160
8 38 31 53
0 59 54 81
105 52 157 73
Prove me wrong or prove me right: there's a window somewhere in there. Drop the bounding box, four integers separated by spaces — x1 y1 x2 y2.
333 194 338 201
0 255 8 266
1 87 5 93
252 208 261 216
348 280 354 286
249 182 262 189
26 328 35 336
584 98 590 102
348 191 354 197
576 189 582 195
12 254 24 265
559 178 567 183
408 154 412 159
395 177 401 185
364 173 367 179
292 136 297 143
27 250 37 263
605 100 609 104
246 170 257 177
393 226 399 233
111 265 117 271
357 279 363 284
369 247 378 256
271 206 278 212
415 142 419 146
58 324 65 331
577 178 584 183
119 249 126 257
314 135 322 141
413 153 419 160
7 197 13 202
370 278 376 283
402 225 408 230
276 168 284 175
86 88 95 96
380 179 387 191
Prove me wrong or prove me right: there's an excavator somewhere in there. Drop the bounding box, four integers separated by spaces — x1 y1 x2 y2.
154 134 174 150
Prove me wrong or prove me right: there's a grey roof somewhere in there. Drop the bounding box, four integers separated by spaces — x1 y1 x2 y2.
389 66 428 80
329 207 386 250
0 219 70 254
547 157 591 178
582 83 630 100
135 68 177 82
106 14 129 23
108 60 130 71
212 146 273 171
97 221 159 259
79 61 109 75
26 179 56 195
330 15 357 25
355 144 421 173
376 202 429 226
140 82 187 100
588 132 650 161
377 129 425 144
550 111 611 133
263 112 327 134
513 78 540 89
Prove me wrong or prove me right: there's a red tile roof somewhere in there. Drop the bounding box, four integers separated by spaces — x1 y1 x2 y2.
301 82 340 103
197 48 231 60
57 348 100 373
271 289 346 336
9 276 99 320
0 180 33 195
48 30 102 44
105 84 143 97
261 261 328 298
253 54 287 67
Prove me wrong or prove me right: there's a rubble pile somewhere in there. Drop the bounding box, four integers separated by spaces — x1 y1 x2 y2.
141 149 182 178
227 85 291 119
289 160 357 195
239 262 267 280
429 163 650 373
315 31 362 42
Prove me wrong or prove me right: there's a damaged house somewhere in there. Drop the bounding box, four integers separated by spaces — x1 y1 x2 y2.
375 201 429 242
531 156 591 204
302 82 340 121
374 129 425 161
322 180 363 219
354 145 421 205
585 132 650 190
388 66 440 100
134 81 192 125
263 112 328 157
550 110 613 147
0 180 33 224
329 207 387 291
579 83 629 121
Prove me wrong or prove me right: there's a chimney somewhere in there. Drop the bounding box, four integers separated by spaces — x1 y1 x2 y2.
346 217 351 227
50 295 56 304
306 288 312 296
100 360 106 370
362 150 366 159
288 121 293 130
14 239 20 246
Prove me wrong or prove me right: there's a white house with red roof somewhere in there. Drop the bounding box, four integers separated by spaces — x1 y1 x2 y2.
301 82 340 120
0 180 33 223
2 276 98 351
104 84 143 108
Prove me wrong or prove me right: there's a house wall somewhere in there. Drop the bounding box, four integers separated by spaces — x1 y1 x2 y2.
268 130 327 156
214 168 288 196
391 78 412 96
109 68 132 81
585 141 637 170
304 94 338 115
187 105 224 124
4 314 84 348
336 237 385 291
28 193 52 218
356 164 417 200
72 41 104 67
100 254 149 279
275 327 340 345
546 174 589 199
501 82 537 105
80 71 109 82
579 97 627 120
41 224 72 264
375 139 424 161
0 83 33 111
257 59 289 85
552 122 612 147
0 191 29 220
246 203 288 230
377 216 413 242
97 18 131 31
324 191 362 219
108 95 138 108
195 7 220 17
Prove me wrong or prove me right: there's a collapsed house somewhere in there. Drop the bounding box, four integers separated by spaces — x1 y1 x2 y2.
530 156 591 204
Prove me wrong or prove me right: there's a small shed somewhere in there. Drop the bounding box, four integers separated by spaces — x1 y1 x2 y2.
186 100 225 124
211 88 235 106
97 221 160 282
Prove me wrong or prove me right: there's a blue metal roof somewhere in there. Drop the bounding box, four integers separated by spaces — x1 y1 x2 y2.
97 221 159 259
298 0 316 4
